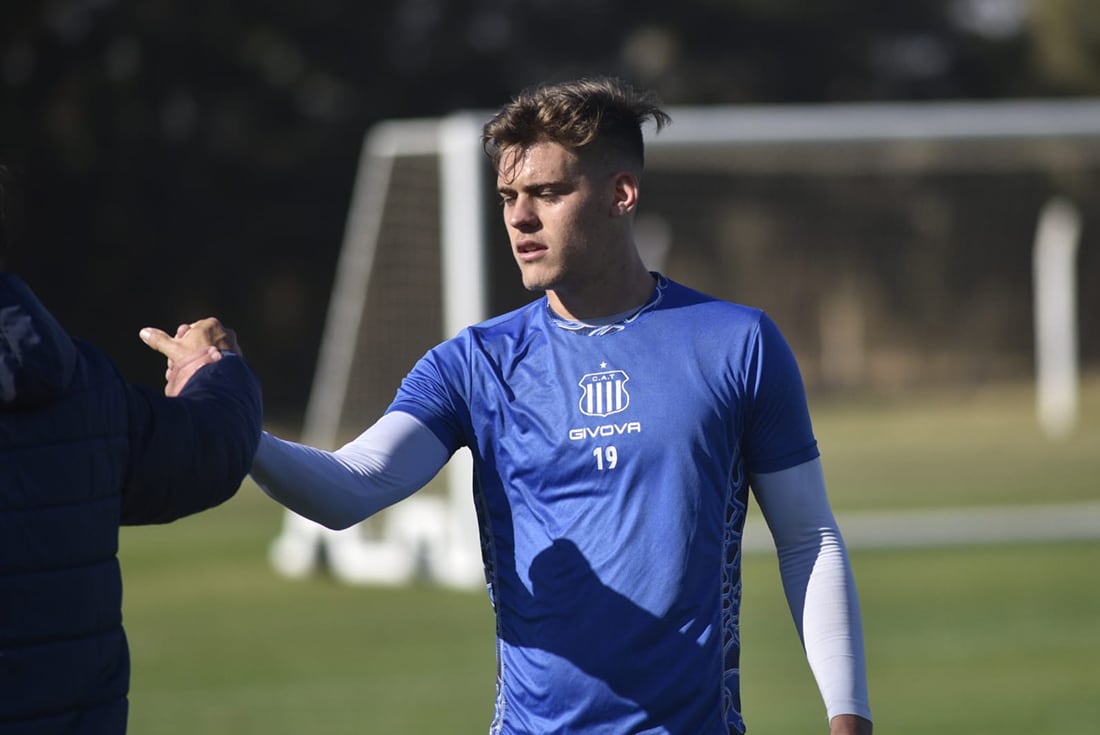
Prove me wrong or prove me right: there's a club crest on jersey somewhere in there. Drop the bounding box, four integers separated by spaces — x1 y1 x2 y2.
578 369 630 417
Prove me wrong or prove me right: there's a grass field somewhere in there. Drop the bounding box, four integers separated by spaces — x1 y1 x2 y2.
119 378 1100 734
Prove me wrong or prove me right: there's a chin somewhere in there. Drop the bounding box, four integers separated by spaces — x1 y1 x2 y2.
518 267 558 294
522 280 551 294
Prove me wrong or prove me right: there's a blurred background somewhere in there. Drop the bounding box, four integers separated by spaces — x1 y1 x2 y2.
3 1 1099 733
3 0 1099 422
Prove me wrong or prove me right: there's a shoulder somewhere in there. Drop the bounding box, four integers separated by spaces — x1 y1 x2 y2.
431 298 545 358
657 276 768 333
468 298 545 337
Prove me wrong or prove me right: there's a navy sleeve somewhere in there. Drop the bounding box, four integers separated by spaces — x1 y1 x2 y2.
121 352 263 525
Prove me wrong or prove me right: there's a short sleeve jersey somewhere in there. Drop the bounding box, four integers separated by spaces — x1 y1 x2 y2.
388 276 818 735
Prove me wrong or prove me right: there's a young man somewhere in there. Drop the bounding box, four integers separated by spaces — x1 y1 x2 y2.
176 78 872 733
0 168 263 733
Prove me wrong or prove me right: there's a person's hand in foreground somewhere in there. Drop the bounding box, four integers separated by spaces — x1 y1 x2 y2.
139 317 241 397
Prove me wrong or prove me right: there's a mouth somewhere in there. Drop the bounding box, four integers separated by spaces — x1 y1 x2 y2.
515 240 547 262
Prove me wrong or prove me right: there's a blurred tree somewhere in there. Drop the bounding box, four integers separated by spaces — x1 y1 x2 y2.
0 0 1095 422
1030 0 1100 91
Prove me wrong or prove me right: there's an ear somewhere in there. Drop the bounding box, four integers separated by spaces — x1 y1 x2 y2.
610 171 640 218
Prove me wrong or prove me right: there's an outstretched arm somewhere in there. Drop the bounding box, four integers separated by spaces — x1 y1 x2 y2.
751 458 872 734
124 317 262 524
251 410 451 530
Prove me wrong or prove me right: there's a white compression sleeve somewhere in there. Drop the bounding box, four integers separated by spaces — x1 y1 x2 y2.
250 410 451 530
751 458 872 723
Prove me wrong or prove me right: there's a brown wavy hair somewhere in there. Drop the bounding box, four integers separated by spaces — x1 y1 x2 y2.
482 77 670 178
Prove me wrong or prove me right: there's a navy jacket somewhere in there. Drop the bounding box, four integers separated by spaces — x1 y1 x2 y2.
0 274 262 733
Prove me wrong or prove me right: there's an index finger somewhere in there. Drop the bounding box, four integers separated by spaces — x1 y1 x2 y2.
139 326 189 362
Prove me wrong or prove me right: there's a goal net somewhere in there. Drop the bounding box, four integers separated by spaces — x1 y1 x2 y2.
270 99 1100 588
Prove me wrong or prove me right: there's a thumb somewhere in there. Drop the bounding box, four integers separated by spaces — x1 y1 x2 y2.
139 326 186 362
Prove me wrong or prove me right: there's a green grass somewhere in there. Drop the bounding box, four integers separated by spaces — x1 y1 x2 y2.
742 543 1100 734
122 488 497 734
119 379 1100 733
811 377 1100 510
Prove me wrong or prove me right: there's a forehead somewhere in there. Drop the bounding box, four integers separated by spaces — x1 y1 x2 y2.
496 141 584 187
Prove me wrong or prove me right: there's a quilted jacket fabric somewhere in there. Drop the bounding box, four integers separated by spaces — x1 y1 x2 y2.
0 274 261 733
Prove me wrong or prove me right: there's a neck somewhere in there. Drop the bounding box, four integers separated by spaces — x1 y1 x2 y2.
546 263 656 322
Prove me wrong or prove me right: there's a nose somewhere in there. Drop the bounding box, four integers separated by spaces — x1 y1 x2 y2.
508 195 538 231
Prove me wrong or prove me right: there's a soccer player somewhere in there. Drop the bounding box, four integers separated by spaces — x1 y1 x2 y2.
179 78 872 733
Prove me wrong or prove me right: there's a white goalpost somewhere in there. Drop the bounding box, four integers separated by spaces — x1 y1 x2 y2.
270 98 1100 588
1033 197 1082 439
269 113 491 588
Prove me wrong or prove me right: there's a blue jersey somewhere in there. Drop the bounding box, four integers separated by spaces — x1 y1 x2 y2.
388 276 819 734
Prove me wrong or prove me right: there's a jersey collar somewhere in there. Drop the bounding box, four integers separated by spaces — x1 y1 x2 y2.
546 274 668 336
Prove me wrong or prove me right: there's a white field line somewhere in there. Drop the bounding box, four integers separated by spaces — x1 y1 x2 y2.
741 501 1100 553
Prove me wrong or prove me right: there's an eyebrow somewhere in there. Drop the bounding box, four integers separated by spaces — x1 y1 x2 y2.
496 179 568 195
